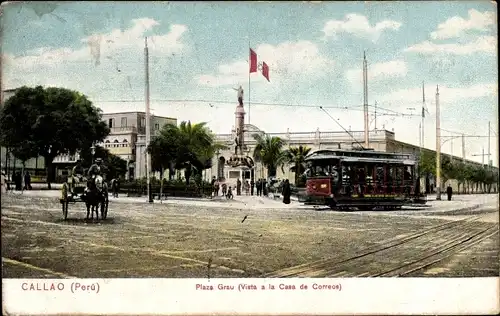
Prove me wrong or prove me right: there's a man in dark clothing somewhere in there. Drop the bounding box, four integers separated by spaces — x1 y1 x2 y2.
446 184 453 201
236 179 242 196
14 171 22 190
256 179 261 196
282 179 291 204
111 178 120 198
24 171 32 190
263 179 268 196
250 178 254 196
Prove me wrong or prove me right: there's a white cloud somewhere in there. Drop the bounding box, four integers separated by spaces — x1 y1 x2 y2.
321 13 401 42
345 60 408 84
3 18 188 95
404 35 496 55
194 40 334 87
430 9 496 40
5 18 187 71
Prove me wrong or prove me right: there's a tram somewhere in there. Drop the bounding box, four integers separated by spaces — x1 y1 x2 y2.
302 149 427 210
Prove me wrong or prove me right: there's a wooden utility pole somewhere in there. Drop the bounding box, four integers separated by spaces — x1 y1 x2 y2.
435 85 441 200
145 37 153 203
488 121 491 166
462 134 465 161
363 51 369 148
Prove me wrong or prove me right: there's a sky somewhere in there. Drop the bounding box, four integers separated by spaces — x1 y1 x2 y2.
1 1 498 165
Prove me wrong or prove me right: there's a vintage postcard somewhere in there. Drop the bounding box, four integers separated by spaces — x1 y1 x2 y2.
1 1 498 315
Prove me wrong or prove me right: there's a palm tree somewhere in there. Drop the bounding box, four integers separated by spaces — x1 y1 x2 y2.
285 145 311 186
161 121 226 184
252 133 287 178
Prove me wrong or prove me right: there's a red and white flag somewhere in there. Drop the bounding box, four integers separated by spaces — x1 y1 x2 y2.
261 62 269 82
249 47 270 82
249 48 257 73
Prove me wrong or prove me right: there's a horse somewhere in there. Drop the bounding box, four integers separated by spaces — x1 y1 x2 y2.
82 175 109 220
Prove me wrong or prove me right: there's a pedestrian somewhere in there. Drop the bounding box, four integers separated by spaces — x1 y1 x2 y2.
446 184 453 201
256 179 261 196
1 171 6 194
111 178 119 198
236 178 242 196
263 179 268 196
244 180 250 195
14 171 22 191
222 183 227 197
24 171 32 190
226 186 233 199
250 178 254 196
214 181 220 197
282 179 291 204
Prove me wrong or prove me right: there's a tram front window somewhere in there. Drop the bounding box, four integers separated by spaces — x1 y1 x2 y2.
305 160 341 183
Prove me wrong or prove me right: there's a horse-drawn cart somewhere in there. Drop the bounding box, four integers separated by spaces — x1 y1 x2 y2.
60 176 109 221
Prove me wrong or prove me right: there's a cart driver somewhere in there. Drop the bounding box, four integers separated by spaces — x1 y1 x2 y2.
88 158 103 179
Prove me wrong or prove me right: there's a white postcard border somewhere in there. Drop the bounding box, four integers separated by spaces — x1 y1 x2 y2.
3 277 499 315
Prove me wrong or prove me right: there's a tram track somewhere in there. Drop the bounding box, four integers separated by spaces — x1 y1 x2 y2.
367 225 498 277
264 215 493 278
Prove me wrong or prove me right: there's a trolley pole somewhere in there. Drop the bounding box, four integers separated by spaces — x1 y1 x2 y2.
145 37 153 203
488 121 491 167
435 85 441 200
462 134 465 162
363 51 369 148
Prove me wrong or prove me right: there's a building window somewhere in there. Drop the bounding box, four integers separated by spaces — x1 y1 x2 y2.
123 139 128 143
114 139 119 143
105 140 110 143
121 117 127 127
154 123 160 130
108 118 114 128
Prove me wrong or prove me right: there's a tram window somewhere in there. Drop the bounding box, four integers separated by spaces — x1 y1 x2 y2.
376 166 384 183
304 168 312 177
387 167 394 182
356 166 366 184
404 166 413 180
396 166 404 183
366 165 374 184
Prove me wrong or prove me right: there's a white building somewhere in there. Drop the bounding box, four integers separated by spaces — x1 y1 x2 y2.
101 112 177 180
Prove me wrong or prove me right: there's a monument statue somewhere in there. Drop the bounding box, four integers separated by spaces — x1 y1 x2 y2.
233 85 244 106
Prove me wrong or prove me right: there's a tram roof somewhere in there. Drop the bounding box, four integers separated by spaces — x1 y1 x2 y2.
305 149 416 164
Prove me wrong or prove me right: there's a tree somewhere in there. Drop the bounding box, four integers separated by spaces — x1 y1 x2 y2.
450 162 467 194
79 145 127 180
150 121 225 185
0 86 109 188
252 133 287 178
418 151 436 177
285 145 311 186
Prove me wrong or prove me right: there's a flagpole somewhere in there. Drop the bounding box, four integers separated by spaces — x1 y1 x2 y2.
248 40 251 125
418 81 425 196
422 81 425 150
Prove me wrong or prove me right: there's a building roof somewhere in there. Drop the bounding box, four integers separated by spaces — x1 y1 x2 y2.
102 111 176 121
3 88 19 93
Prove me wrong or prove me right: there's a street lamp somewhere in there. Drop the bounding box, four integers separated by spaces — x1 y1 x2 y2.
47 146 52 188
91 144 96 163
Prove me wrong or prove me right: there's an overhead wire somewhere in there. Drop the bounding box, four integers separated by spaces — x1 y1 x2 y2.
92 98 419 118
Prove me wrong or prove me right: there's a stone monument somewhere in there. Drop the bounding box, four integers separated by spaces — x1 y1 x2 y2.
227 86 253 169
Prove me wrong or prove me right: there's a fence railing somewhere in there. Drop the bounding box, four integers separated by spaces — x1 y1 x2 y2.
215 130 393 143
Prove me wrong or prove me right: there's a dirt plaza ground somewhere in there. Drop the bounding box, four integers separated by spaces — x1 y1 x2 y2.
1 192 498 278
